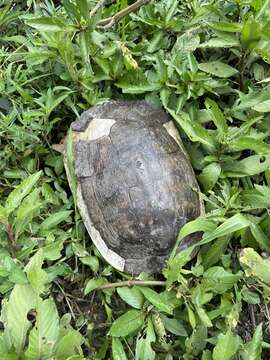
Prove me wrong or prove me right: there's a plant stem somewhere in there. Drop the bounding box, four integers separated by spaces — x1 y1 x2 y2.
96 0 151 29
96 280 166 290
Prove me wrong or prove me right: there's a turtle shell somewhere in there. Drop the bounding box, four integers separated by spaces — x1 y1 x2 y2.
65 101 202 274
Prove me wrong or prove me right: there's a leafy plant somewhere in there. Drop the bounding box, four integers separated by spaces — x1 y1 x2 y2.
1 0 270 359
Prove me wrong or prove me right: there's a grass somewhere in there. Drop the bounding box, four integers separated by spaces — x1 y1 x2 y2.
0 0 270 359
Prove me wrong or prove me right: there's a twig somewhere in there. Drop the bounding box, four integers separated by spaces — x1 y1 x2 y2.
96 0 151 29
96 280 166 290
90 0 109 18
5 223 17 256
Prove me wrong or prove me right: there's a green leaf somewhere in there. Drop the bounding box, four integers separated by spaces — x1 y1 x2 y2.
6 284 38 354
252 99 270 112
39 210 72 231
80 256 99 273
116 83 161 94
213 329 241 360
241 19 261 49
25 17 71 32
198 214 251 246
240 248 270 286
24 250 48 294
138 287 173 314
167 109 215 148
117 287 145 309
55 329 84 359
198 163 221 191
162 316 187 336
241 286 261 305
84 278 107 295
242 324 263 360
198 61 238 78
203 266 242 294
6 171 42 213
112 338 128 360
135 317 156 360
109 310 144 337
222 154 270 177
25 298 59 359
208 21 242 32
205 98 228 134
14 189 41 239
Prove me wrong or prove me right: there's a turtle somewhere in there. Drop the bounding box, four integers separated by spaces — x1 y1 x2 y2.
63 100 203 274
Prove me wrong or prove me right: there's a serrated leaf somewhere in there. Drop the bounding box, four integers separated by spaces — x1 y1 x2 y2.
109 310 144 337
198 61 238 78
117 287 144 309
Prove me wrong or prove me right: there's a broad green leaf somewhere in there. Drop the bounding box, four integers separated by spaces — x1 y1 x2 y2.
202 236 230 269
222 154 270 177
116 83 161 94
109 310 144 337
139 287 173 314
117 286 145 309
167 109 215 148
6 284 38 354
164 246 195 287
240 248 270 286
249 223 270 251
112 338 127 360
84 278 108 295
135 317 156 360
14 189 41 239
241 286 261 305
241 19 261 49
55 329 84 359
162 316 187 336
6 171 42 213
80 256 99 272
213 329 241 360
229 137 270 154
198 61 238 78
199 37 239 48
25 250 48 294
252 99 270 112
208 21 242 32
25 17 72 32
39 210 72 231
198 214 250 246
25 298 59 359
203 266 242 294
241 324 263 360
198 163 221 191
205 98 228 134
